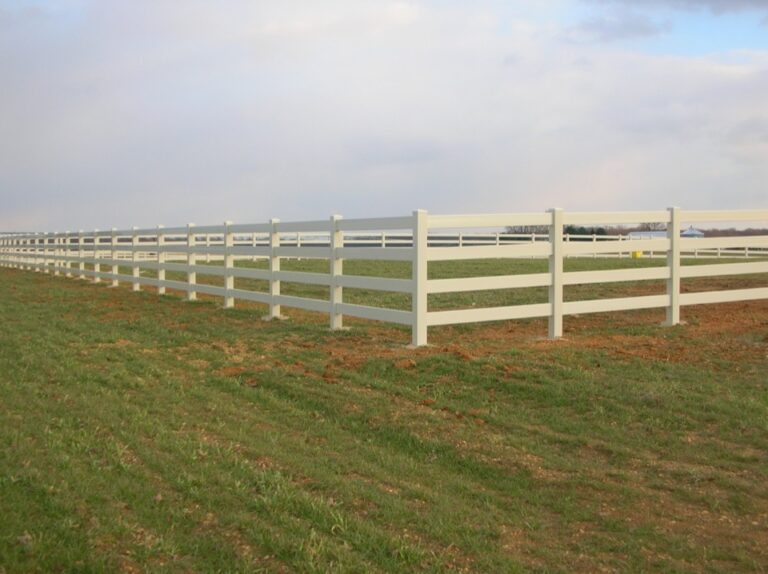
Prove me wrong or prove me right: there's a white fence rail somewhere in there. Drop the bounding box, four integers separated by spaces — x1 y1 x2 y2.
1 208 767 346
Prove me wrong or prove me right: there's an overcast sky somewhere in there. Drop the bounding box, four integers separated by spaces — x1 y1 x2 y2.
1 0 767 230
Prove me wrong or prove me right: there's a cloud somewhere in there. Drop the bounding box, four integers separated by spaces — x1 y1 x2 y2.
568 10 671 42
586 0 768 14
0 1 767 231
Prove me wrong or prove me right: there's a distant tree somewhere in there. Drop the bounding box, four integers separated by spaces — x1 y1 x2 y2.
564 225 608 239
504 225 549 235
638 222 666 232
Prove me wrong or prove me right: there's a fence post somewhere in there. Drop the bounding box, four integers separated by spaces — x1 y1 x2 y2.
78 230 85 279
665 206 681 326
411 209 428 347
267 218 281 319
50 232 56 273
548 208 564 339
37 234 43 273
31 234 36 271
187 223 197 301
224 221 234 308
93 229 101 283
48 233 53 272
51 233 58 276
110 228 118 287
330 214 343 330
64 232 72 277
157 225 166 295
132 226 141 292
41 234 46 272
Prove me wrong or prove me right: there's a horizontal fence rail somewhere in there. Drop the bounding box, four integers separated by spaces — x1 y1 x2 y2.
1 208 767 346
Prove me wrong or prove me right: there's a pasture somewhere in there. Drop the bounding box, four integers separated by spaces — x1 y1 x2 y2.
1 260 767 573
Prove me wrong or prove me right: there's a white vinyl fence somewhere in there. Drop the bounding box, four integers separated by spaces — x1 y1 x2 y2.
1 208 767 346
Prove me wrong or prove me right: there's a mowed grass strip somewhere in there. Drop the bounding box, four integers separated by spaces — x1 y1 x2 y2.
0 264 767 573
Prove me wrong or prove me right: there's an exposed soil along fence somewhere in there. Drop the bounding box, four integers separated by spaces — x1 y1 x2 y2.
1 208 767 346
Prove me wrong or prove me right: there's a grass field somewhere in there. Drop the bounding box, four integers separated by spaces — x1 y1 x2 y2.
1 261 767 573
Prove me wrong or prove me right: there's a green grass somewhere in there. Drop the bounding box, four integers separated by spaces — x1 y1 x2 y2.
1 262 767 573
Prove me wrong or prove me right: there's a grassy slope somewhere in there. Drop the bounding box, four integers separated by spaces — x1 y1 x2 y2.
0 264 767 573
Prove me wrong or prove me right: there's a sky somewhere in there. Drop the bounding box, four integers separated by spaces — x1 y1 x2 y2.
1 0 767 231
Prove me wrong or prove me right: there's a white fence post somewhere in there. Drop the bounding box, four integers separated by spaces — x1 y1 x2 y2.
78 230 85 279
49 233 56 274
330 214 343 330
93 229 101 283
65 232 72 277
666 206 681 326
28 234 33 272
38 234 45 272
50 233 56 274
110 228 119 287
187 223 197 301
268 218 281 319
548 208 564 339
52 233 60 276
223 221 234 308
411 209 428 347
30 234 37 272
41 233 49 274
131 226 141 292
157 225 166 295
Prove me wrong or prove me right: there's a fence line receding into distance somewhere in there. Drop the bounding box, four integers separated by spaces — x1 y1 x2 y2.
1 208 767 346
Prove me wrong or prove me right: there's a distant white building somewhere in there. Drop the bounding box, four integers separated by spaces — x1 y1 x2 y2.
681 226 705 238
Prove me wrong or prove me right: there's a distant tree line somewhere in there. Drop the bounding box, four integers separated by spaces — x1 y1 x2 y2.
503 224 767 237
504 225 609 238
